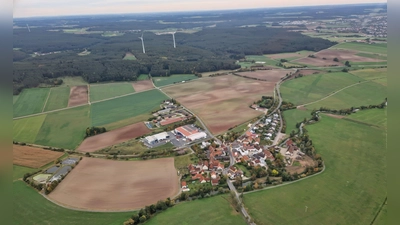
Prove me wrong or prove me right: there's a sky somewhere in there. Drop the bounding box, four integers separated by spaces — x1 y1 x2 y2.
13 0 387 18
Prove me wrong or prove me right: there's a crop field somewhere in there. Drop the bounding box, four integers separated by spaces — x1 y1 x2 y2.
132 80 154 92
350 68 387 80
49 157 179 211
265 50 313 60
331 42 387 54
13 181 133 225
235 69 293 81
356 52 387 60
305 81 386 110
13 114 47 143
76 122 151 152
13 145 64 168
315 49 384 62
346 108 387 129
244 114 386 225
282 109 312 133
280 72 362 106
146 195 246 225
13 88 50 117
43 87 70 111
90 89 168 127
35 105 90 149
68 85 88 107
13 165 36 180
89 83 135 102
137 74 149 80
162 75 273 134
153 74 198 87
292 56 343 67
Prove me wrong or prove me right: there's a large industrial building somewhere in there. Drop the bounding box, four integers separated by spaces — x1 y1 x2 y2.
145 132 170 144
175 125 207 141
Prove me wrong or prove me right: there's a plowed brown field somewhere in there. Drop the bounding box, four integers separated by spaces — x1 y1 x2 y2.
132 80 154 92
68 85 88 107
13 145 64 168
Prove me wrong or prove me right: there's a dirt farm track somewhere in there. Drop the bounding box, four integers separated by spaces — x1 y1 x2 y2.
48 157 179 211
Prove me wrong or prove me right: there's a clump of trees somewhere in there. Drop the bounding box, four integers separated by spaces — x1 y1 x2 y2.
85 127 106 137
124 198 174 225
254 96 274 109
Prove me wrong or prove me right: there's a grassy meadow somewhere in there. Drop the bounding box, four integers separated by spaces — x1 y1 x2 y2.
346 108 387 129
43 87 70 111
91 89 168 127
13 88 50 117
60 76 88 86
137 74 149 80
13 181 133 225
13 165 36 181
89 83 135 102
282 109 312 133
244 114 386 225
145 195 246 225
331 42 387 54
153 74 198 87
280 72 362 105
350 68 387 80
35 105 90 149
13 114 47 143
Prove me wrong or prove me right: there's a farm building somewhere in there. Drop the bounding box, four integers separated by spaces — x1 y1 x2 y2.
187 132 207 141
145 132 170 144
175 124 207 141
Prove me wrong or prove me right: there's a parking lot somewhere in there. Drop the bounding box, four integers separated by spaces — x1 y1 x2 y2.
143 131 193 148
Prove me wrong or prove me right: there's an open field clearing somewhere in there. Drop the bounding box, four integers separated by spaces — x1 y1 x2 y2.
346 108 387 129
49 157 179 211
13 145 64 168
60 76 88 86
153 74 198 87
35 106 90 149
280 72 362 105
331 42 387 54
13 114 47 143
315 49 384 62
91 89 168 127
235 69 292 81
266 50 314 60
13 181 133 225
350 68 387 80
43 87 70 111
68 85 88 107
13 165 36 180
146 195 246 225
137 74 149 80
131 80 154 92
76 122 151 152
13 88 50 117
123 52 136 60
282 109 311 133
305 81 386 110
246 55 279 66
89 82 135 102
244 115 386 225
163 75 272 134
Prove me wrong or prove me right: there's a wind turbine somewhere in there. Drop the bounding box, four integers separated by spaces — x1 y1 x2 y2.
26 24 31 32
172 32 176 48
138 33 145 53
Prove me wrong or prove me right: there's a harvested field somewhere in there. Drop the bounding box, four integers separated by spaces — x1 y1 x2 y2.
132 80 154 92
49 157 179 211
76 122 151 152
163 75 274 134
235 69 293 81
13 145 64 168
68 85 88 107
293 57 343 67
315 49 385 62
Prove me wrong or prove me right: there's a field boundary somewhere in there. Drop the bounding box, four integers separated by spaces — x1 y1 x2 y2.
41 88 52 112
370 197 387 225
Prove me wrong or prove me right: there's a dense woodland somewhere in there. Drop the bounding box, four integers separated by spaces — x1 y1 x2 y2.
13 3 387 94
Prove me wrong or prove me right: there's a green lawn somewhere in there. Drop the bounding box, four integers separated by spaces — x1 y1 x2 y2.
282 109 312 133
145 195 246 225
13 181 133 225
331 42 387 55
35 105 90 149
13 165 36 180
43 87 70 111
346 108 387 129
305 81 386 110
91 89 168 127
13 88 50 117
280 72 362 105
350 68 387 80
60 76 88 86
13 114 47 143
153 74 198 87
137 74 149 80
89 83 135 102
244 115 386 225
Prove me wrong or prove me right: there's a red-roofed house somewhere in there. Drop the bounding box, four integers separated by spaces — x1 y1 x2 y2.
181 181 187 189
211 178 219 186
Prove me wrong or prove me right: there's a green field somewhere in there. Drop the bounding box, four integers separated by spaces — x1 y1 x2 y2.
35 105 90 149
137 74 149 80
145 195 246 225
153 74 198 87
13 95 19 104
13 114 47 143
60 76 88 86
91 89 168 127
13 165 36 181
13 181 133 225
13 88 50 117
332 42 387 55
282 109 312 133
346 108 387 129
43 87 70 111
244 115 386 225
280 72 362 105
373 202 387 225
89 83 135 102
350 68 387 80
123 53 136 60
373 77 387 86
305 81 386 110
356 52 387 60
238 55 279 68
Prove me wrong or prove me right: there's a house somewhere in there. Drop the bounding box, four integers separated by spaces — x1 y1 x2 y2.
210 171 217 179
211 178 219 186
181 181 187 189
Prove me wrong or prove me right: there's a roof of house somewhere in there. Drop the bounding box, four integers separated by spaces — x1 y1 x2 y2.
181 181 187 186
286 139 293 146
